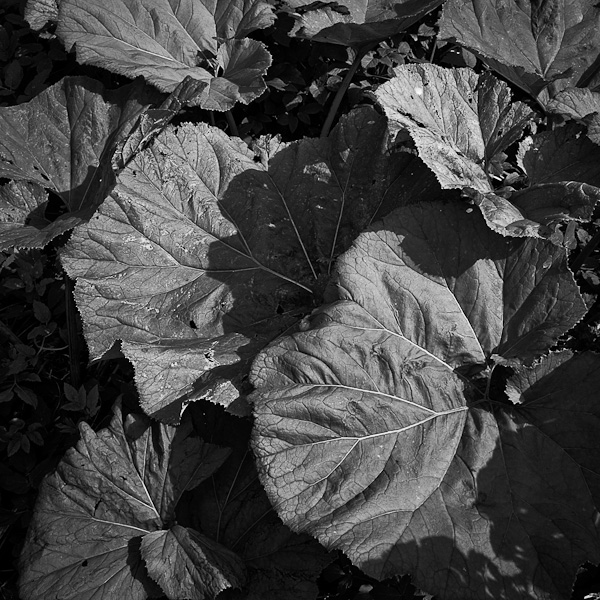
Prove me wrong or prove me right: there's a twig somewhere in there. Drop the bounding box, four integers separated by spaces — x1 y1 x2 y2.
320 42 377 139
570 228 600 273
225 111 239 137
64 273 82 388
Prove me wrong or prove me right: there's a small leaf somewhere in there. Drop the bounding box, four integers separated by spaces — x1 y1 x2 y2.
141 525 246 600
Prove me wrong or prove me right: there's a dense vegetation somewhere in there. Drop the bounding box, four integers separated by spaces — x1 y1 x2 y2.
1 1 600 599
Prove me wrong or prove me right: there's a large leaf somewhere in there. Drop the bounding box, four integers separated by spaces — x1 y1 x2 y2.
0 76 153 250
61 107 442 421
56 0 274 111
18 403 237 600
375 65 533 192
285 0 444 46
250 200 594 600
439 0 600 102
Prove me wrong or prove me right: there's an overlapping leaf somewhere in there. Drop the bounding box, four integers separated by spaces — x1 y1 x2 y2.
251 200 594 600
375 65 533 192
548 88 600 145
0 76 153 250
184 402 332 600
56 0 275 110
18 402 237 600
285 0 444 46
439 0 600 102
61 107 441 421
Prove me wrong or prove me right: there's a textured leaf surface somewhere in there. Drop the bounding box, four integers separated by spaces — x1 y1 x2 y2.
141 525 245 600
184 403 332 600
285 0 443 46
56 0 274 110
24 0 58 29
18 403 232 600
251 200 593 600
375 65 533 192
62 108 440 421
439 0 600 101
0 76 152 249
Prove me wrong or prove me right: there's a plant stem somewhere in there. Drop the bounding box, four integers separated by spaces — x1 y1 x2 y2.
64 273 82 388
571 228 600 273
320 42 377 139
226 110 239 137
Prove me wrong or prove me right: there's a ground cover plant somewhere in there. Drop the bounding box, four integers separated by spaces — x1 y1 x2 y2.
1 0 600 599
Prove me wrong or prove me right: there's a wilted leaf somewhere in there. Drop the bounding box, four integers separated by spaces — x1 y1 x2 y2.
251 200 594 600
18 402 234 600
56 0 275 110
62 108 440 421
285 0 444 46
439 0 600 102
0 76 153 250
375 65 533 192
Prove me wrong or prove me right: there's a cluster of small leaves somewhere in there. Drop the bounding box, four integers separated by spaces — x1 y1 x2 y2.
2 1 600 600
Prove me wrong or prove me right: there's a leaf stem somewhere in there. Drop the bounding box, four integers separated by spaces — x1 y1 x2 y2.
64 273 82 388
570 228 600 273
320 43 377 139
226 110 239 138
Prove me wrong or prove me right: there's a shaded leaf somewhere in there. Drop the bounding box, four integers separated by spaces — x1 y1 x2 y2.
141 525 246 600
250 201 596 600
548 87 600 149
186 402 332 600
0 76 153 250
18 402 232 600
439 0 600 102
375 65 533 192
518 122 600 186
62 108 440 421
286 0 444 46
466 182 600 240
56 0 274 110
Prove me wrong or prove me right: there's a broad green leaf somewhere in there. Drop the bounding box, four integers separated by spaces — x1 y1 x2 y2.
250 200 593 600
56 0 275 111
465 182 600 240
185 402 332 600
18 402 234 600
375 65 533 192
0 76 153 250
285 0 444 46
62 107 440 421
439 0 600 102
141 525 246 600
